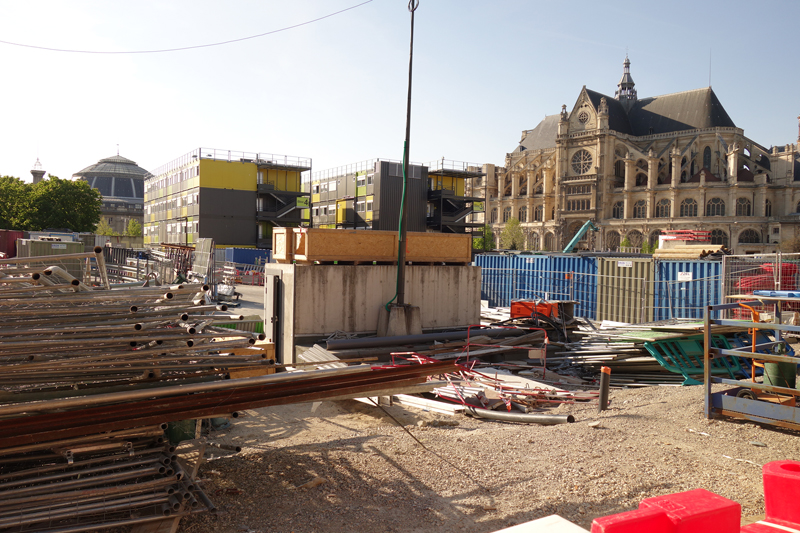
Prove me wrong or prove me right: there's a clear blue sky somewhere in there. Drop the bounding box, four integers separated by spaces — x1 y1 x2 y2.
1 0 797 182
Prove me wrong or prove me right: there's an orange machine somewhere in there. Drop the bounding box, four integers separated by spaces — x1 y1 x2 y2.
510 299 559 319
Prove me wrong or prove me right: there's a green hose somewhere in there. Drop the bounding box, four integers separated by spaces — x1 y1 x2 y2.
384 142 408 312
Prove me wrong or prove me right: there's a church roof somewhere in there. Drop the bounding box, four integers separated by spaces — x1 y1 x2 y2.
74 155 151 180
514 114 560 152
626 87 736 135
585 89 633 135
73 154 151 200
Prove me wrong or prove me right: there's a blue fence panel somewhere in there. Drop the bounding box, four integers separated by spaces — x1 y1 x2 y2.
509 255 551 302
224 248 271 265
475 254 513 307
550 255 598 320
654 260 722 320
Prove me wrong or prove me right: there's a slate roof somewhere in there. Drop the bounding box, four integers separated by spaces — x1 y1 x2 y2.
585 89 633 135
513 114 560 153
73 155 151 179
626 88 736 135
73 155 151 200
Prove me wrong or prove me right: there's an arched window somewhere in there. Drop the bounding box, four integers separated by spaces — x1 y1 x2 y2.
534 205 543 221
703 147 711 169
706 198 725 216
680 198 698 217
490 208 498 223
635 173 647 186
568 221 588 243
529 232 540 251
612 201 623 219
633 200 647 218
765 199 772 217
649 230 662 248
614 160 625 179
626 230 644 248
655 199 671 218
606 231 620 251
738 229 760 243
502 207 512 223
544 232 555 251
710 229 728 246
519 206 527 223
551 207 555 220
535 184 543 194
736 198 752 217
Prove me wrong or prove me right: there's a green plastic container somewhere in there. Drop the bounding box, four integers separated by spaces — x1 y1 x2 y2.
166 419 197 444
763 362 797 389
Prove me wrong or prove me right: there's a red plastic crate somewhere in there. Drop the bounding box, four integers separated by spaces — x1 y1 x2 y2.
639 489 740 533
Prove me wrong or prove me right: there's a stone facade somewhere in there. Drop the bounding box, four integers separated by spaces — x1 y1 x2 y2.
487 58 800 254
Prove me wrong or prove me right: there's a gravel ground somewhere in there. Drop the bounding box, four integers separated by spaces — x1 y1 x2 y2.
179 382 800 533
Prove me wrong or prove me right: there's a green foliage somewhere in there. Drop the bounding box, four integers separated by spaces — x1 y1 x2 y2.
125 219 142 237
26 176 102 232
95 218 117 236
641 241 651 254
500 218 525 250
473 225 496 251
0 176 29 230
620 236 632 249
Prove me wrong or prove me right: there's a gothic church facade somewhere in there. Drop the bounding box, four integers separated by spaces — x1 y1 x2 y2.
487 58 800 254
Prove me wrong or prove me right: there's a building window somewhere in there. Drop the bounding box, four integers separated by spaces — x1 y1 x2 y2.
329 181 337 192
366 200 373 211
635 173 647 186
519 206 527 222
736 197 752 217
321 183 328 193
633 200 646 218
738 229 760 243
367 174 374 185
534 205 543 221
566 199 590 211
502 207 512 222
680 198 698 217
706 198 725 216
571 149 593 175
765 199 772 217
773 227 780 235
356 201 365 212
655 199 671 218
312 207 319 217
612 201 623 219
614 160 624 179
312 184 320 194
703 147 712 170
357 176 366 187
490 208 498 223
710 229 728 246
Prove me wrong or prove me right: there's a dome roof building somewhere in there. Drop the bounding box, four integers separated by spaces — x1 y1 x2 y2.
73 154 152 236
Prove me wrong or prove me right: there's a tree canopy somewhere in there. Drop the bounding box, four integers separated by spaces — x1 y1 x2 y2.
0 175 102 232
473 225 496 251
125 219 142 237
500 218 525 250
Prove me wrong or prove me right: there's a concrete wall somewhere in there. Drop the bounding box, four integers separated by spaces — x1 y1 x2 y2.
267 264 481 363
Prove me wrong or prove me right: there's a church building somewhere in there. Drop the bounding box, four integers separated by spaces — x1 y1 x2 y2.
487 57 800 254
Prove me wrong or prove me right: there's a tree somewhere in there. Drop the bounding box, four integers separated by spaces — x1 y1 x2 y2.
27 176 102 232
473 226 496 251
620 236 632 250
95 218 117 236
0 176 29 230
500 218 525 250
125 219 142 237
641 241 651 254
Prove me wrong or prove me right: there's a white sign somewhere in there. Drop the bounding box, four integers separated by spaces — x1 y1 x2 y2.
677 272 693 282
617 261 633 268
51 243 67 249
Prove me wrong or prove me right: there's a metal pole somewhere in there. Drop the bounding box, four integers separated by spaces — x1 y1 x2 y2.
397 0 419 307
598 366 610 411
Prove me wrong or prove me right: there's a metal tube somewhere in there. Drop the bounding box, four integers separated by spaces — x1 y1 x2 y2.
93 246 111 290
465 407 575 425
598 366 611 411
326 328 524 350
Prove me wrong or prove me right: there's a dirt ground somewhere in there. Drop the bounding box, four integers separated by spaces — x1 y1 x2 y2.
179 382 800 533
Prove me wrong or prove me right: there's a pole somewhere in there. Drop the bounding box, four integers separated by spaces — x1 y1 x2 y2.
397 0 419 308
598 366 610 411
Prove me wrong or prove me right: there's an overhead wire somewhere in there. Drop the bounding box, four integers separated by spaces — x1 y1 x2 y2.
0 0 374 54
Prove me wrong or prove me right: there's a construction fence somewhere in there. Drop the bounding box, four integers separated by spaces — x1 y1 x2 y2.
476 254 723 323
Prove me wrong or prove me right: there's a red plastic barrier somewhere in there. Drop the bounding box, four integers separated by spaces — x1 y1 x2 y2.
639 489 740 533
590 506 673 533
760 263 800 277
762 460 800 528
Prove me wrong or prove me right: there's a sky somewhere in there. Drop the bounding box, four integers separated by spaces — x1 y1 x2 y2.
0 0 798 183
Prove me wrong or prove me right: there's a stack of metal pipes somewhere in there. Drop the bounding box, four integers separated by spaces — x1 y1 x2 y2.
0 248 268 398
0 426 213 532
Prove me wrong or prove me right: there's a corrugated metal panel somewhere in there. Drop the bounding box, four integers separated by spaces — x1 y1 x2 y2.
655 260 722 320
225 247 271 265
373 161 427 232
0 230 25 258
597 257 654 324
549 255 598 320
475 254 513 307
15 239 85 278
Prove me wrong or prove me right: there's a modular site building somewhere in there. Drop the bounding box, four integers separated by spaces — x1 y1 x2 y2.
309 158 485 233
143 148 311 249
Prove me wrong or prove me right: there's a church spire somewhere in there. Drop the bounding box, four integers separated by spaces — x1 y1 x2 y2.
615 55 637 111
